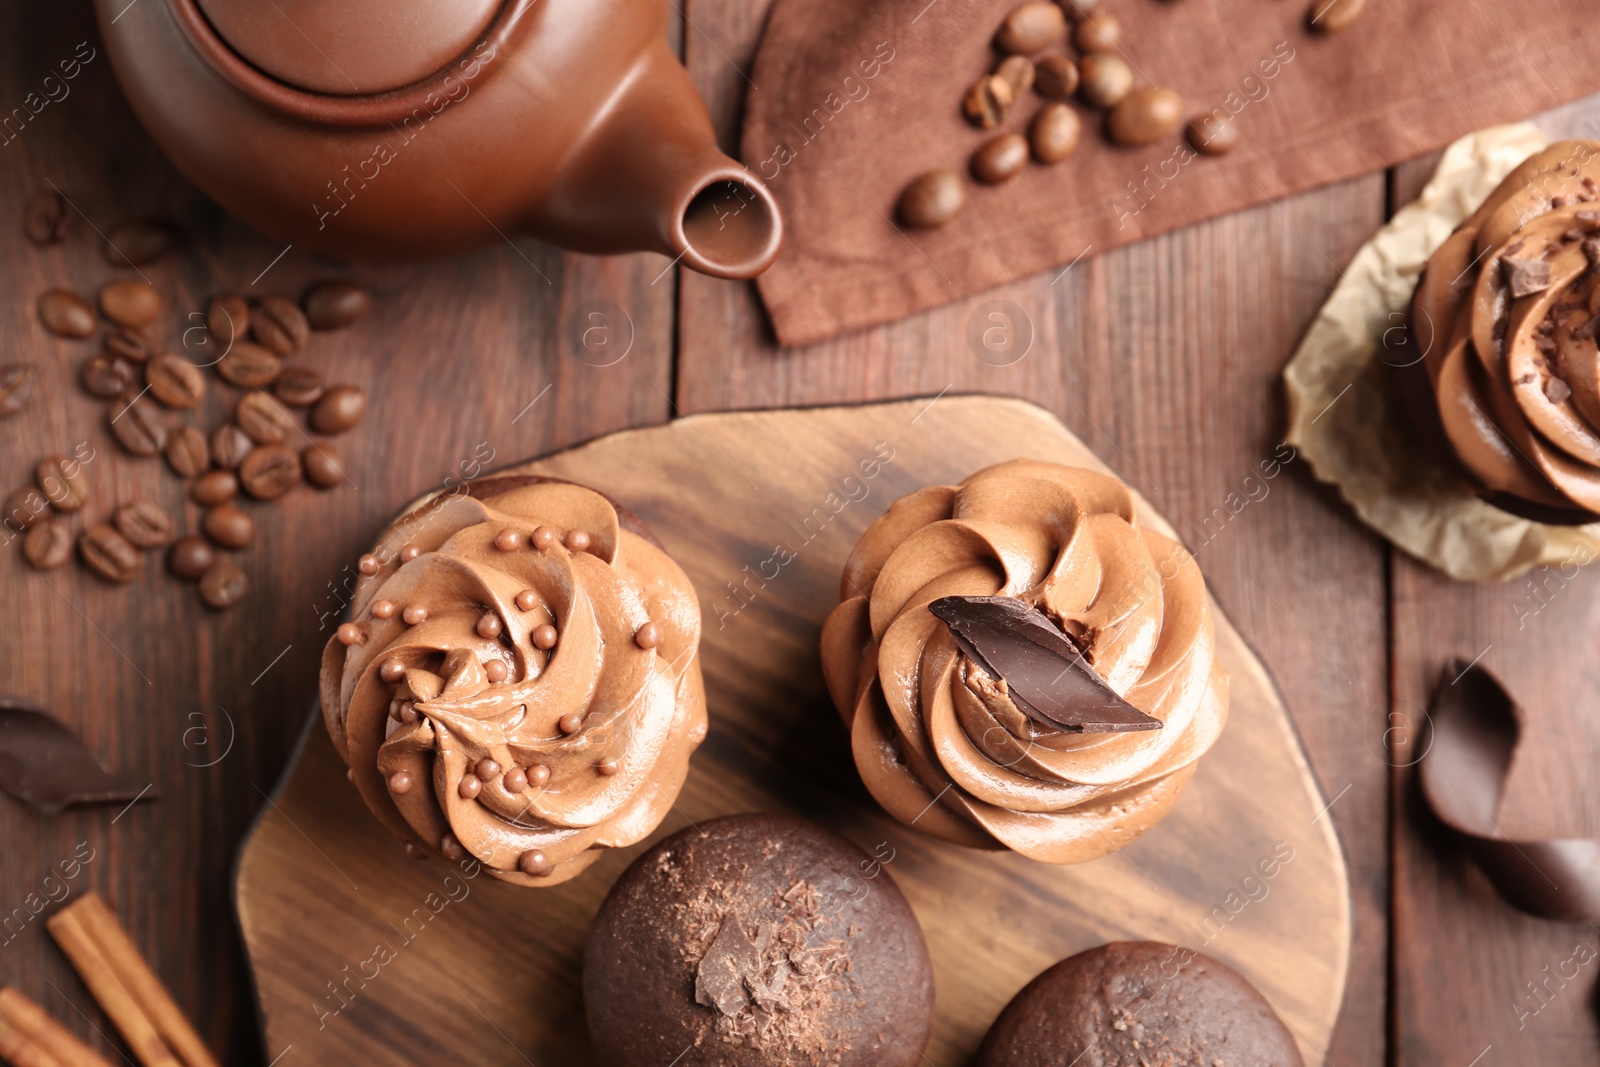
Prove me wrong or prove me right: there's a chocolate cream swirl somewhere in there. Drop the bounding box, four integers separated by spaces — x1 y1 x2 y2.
819 460 1227 863
320 476 705 887
1412 139 1600 520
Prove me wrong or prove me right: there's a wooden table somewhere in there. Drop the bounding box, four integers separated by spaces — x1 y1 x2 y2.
1 3 1596 1064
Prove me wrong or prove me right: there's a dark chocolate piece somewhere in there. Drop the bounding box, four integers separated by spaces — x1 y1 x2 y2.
0 699 153 815
1500 255 1552 297
695 911 762 1016
1422 663 1600 923
928 595 1161 733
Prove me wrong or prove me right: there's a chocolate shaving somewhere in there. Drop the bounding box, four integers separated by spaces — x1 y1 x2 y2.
1501 255 1552 298
928 595 1161 733
1421 664 1600 923
1585 238 1600 271
0 699 153 815
1544 377 1573 404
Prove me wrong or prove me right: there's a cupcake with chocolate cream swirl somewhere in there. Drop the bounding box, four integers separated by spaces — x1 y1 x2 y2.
320 475 706 886
1411 138 1600 522
820 460 1227 863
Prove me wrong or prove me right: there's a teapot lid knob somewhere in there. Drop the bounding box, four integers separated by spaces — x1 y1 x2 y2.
194 0 502 96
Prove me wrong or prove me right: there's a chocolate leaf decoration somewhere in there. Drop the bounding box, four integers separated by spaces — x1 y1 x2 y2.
928 595 1161 733
1422 663 1600 923
0 698 154 815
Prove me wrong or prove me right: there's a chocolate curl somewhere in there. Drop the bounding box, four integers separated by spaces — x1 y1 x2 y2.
0 699 153 815
1422 662 1600 923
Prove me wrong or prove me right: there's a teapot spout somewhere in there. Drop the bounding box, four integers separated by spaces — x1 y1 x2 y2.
538 40 782 279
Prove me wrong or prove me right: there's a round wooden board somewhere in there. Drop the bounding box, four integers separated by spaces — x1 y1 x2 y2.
235 396 1350 1065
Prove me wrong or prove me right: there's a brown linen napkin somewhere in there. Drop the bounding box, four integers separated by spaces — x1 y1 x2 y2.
740 0 1600 346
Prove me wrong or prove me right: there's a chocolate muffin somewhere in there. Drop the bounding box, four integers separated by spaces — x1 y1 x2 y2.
976 941 1302 1067
583 814 935 1067
319 475 706 887
820 460 1228 863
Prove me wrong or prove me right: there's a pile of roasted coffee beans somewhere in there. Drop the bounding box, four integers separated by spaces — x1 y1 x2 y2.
9 191 371 610
898 0 1366 229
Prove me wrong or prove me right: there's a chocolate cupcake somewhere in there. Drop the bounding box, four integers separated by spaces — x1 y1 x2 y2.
1410 138 1600 523
319 475 706 887
820 460 1227 863
583 814 935 1067
976 941 1302 1067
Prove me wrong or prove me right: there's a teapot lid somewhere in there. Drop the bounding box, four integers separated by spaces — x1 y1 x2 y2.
195 0 501 95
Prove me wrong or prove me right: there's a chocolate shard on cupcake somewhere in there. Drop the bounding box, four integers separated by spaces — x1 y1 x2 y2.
1410 138 1600 523
583 814 935 1067
820 460 1228 863
319 475 706 887
976 941 1302 1067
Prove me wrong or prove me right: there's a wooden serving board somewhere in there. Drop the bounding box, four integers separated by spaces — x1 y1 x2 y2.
235 397 1349 1066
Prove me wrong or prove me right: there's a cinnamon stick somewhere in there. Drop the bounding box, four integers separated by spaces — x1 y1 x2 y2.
45 893 215 1067
0 986 114 1067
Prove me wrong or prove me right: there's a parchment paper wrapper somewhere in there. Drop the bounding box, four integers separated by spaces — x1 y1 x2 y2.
1284 124 1600 583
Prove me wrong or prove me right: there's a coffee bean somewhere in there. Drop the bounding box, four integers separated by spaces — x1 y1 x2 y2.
199 559 248 609
104 219 172 267
114 501 174 549
210 424 254 470
302 444 344 489
108 394 168 457
203 503 254 549
1078 54 1133 109
216 342 283 388
98 279 161 328
79 523 141 583
0 364 34 419
995 2 1066 54
995 55 1035 97
167 535 215 581
24 191 71 245
1034 55 1079 99
191 469 239 507
23 517 72 570
207 294 249 346
146 352 207 409
81 354 136 399
1108 87 1185 146
1031 102 1082 163
164 425 211 478
1308 0 1365 33
250 295 310 356
898 171 966 229
273 365 325 407
963 75 1014 130
36 455 88 513
1073 11 1121 52
302 280 371 330
236 391 298 444
104 326 154 364
1186 113 1240 156
38 290 95 339
972 134 1030 184
240 444 302 500
311 385 366 435
3 486 48 533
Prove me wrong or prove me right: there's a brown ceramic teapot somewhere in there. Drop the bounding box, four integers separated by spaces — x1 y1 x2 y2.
93 0 782 278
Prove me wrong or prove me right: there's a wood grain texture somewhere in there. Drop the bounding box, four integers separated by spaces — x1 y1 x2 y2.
677 4 1392 1064
1387 99 1600 1067
0 6 674 1065
235 397 1349 1066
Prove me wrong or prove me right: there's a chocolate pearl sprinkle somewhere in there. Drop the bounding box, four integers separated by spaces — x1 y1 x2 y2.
405 844 426 860
531 526 558 550
493 529 521 552
503 767 529 793
336 623 365 646
400 544 421 562
389 699 405 721
389 770 413 795
558 712 583 734
458 776 482 800
477 613 503 639
635 622 661 649
518 850 553 877
484 659 509 683
379 658 406 682
440 834 465 861
399 703 420 724
526 764 551 787
596 757 621 777
475 758 501 781
514 590 538 612
402 604 428 625
372 599 397 619
532 624 558 650
564 529 591 553
346 768 355 783
359 554 379 576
